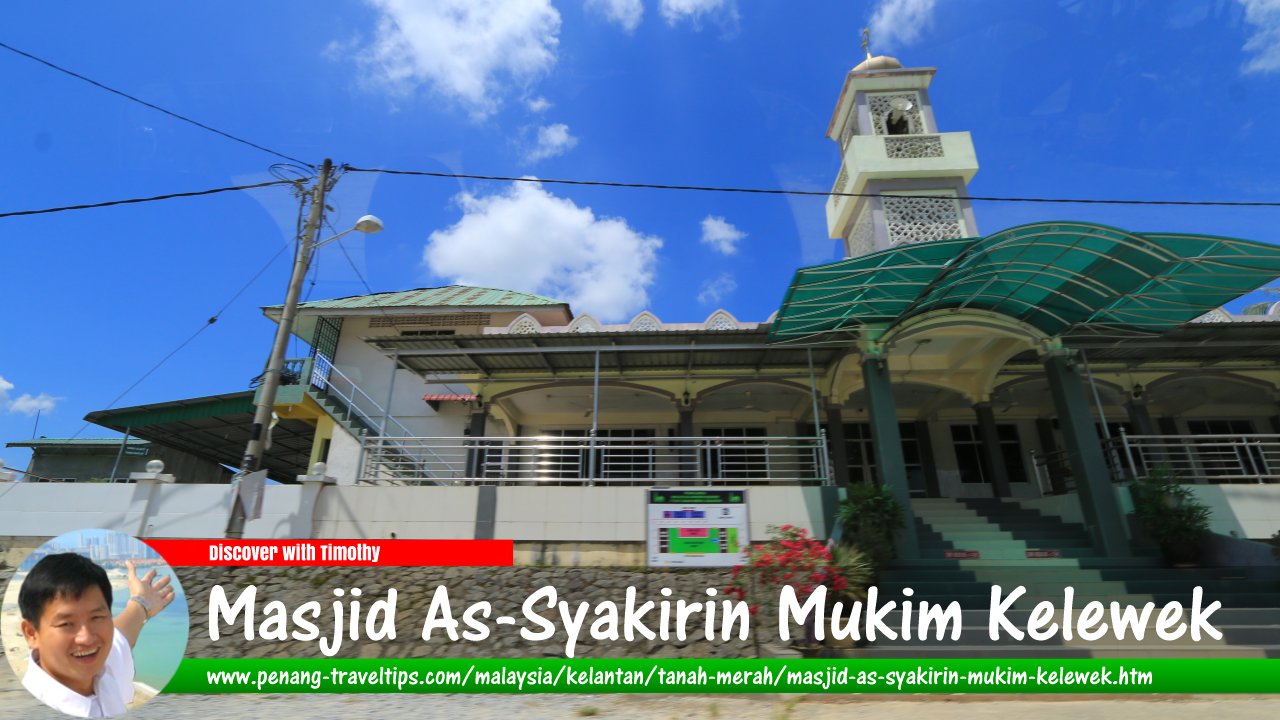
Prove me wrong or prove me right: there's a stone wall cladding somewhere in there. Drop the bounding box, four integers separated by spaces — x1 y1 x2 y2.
181 566 773 660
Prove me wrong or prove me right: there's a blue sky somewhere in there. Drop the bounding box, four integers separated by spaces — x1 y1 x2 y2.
2 0 1279 470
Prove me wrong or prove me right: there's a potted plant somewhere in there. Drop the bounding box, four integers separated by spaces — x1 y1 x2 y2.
834 483 903 573
725 524 847 657
1129 465 1212 567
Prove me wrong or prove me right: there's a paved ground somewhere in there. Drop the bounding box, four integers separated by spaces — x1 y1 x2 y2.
3 665 1280 720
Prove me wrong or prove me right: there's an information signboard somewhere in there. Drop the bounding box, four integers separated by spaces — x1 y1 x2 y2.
646 488 749 567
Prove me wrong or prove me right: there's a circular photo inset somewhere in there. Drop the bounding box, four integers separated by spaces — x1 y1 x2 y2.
3 529 188 718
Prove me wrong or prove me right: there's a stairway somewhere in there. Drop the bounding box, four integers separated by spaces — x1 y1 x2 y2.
308 388 376 437
846 498 1280 658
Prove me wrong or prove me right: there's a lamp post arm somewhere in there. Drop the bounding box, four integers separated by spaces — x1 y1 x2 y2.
228 158 333 537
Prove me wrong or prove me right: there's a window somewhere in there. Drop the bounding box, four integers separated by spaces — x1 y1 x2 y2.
701 427 767 482
837 423 923 490
951 424 1028 484
1187 419 1262 482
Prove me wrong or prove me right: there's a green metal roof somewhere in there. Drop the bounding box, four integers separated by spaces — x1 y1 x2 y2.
770 221 1280 343
85 392 314 483
278 285 567 312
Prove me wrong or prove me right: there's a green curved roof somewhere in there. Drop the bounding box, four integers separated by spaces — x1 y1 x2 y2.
277 285 567 311
770 221 1280 343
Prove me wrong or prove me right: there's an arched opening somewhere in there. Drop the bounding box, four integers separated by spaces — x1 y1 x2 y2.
694 380 823 484
486 383 677 484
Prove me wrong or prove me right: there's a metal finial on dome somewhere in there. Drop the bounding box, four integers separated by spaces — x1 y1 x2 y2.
861 27 872 60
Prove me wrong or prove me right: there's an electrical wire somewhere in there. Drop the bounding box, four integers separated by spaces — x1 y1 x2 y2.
342 166 1280 208
0 179 297 219
0 41 313 169
319 216 475 399
68 240 293 439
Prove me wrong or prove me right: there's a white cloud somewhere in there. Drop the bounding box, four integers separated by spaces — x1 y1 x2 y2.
700 215 746 255
697 272 737 305
587 0 644 32
659 0 738 27
867 0 938 50
8 393 59 416
525 123 579 163
0 376 60 416
1240 0 1280 74
526 96 552 112
354 0 561 118
424 182 662 321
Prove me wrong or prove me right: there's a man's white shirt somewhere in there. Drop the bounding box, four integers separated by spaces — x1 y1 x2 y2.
23 627 135 718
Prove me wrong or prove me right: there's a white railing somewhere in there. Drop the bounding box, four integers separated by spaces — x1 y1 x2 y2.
1114 432 1280 484
1031 434 1280 488
284 356 450 482
359 435 831 486
308 355 414 438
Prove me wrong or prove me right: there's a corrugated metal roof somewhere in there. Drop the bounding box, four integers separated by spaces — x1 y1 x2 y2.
772 221 1280 343
85 392 313 483
369 329 847 375
275 285 566 311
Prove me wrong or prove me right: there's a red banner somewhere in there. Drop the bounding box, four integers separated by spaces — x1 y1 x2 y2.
145 539 513 567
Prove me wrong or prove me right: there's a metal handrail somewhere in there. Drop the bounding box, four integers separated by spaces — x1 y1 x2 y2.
281 356 451 481
1032 434 1280 488
1113 432 1280 484
359 435 830 486
309 354 415 438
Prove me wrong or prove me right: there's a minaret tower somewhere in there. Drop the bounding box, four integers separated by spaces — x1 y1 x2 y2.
825 30 980 257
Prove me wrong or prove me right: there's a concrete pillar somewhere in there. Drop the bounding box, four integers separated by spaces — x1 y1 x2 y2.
973 401 1011 498
678 407 696 480
1125 400 1158 436
860 355 919 559
825 404 851 488
914 420 941 498
1036 417 1067 495
466 407 490 479
1042 351 1130 557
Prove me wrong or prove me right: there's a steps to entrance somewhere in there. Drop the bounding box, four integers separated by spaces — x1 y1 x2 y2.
842 498 1280 658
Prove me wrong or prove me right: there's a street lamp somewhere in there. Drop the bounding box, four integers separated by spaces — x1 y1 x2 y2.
227 159 383 537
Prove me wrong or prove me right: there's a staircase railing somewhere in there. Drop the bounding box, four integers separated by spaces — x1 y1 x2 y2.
281 356 450 484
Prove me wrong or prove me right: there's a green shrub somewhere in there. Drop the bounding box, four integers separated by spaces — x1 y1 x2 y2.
1129 465 1211 564
835 483 903 570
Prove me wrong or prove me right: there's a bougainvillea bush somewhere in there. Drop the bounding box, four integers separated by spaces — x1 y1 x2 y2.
724 524 848 616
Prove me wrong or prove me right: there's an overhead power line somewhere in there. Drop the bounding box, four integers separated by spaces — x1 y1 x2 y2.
0 179 297 219
342 166 1280 208
0 41 314 168
70 239 295 440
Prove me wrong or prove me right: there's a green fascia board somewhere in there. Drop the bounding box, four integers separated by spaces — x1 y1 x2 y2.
5 438 150 448
769 221 1280 342
86 395 256 430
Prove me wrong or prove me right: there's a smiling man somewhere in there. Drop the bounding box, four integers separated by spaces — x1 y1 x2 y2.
18 553 175 718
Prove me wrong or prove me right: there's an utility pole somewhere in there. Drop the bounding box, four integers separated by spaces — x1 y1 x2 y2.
227 159 335 538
